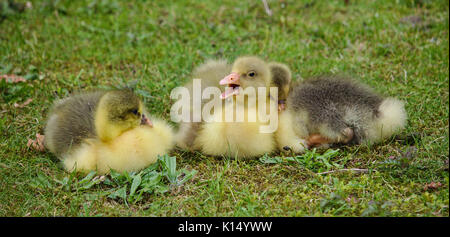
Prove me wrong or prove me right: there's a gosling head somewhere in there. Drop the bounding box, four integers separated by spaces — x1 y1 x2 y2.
220 56 271 99
268 62 292 111
96 90 152 142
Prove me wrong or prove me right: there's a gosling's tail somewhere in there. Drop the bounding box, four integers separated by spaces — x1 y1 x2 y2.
369 97 407 142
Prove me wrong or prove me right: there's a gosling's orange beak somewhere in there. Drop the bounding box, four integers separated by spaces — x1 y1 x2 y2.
220 72 241 99
141 114 153 127
220 72 240 85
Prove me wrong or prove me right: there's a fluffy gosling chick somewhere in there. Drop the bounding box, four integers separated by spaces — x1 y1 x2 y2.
44 90 174 174
276 76 407 153
176 57 292 158
189 56 290 158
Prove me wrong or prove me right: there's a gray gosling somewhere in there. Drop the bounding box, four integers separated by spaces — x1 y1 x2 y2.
276 76 407 153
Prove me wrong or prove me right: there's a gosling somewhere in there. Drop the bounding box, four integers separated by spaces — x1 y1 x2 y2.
44 90 174 174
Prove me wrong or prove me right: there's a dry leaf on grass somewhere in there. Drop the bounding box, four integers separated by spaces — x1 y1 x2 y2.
424 182 443 191
14 98 33 108
0 74 26 83
27 133 45 152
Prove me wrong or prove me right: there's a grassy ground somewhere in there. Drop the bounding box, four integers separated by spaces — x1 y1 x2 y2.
0 0 448 217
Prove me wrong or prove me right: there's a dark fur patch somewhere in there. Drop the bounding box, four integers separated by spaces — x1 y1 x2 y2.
269 64 291 101
271 67 289 88
184 122 202 148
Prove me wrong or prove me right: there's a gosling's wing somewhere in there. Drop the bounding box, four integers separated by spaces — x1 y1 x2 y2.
289 76 383 118
287 76 384 142
44 91 106 156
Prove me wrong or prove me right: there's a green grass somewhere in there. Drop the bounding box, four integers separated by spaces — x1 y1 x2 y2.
0 0 448 216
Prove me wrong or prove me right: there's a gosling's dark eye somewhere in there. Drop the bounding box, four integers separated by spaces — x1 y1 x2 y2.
247 71 256 77
131 109 139 115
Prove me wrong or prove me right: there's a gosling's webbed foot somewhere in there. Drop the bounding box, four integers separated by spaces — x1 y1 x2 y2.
306 134 330 148
307 127 354 148
340 127 354 144
281 139 308 154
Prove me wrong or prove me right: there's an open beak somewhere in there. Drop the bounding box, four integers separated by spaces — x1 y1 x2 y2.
141 114 153 127
220 72 241 99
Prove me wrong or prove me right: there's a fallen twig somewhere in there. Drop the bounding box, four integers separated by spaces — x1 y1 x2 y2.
317 168 369 175
261 0 272 16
